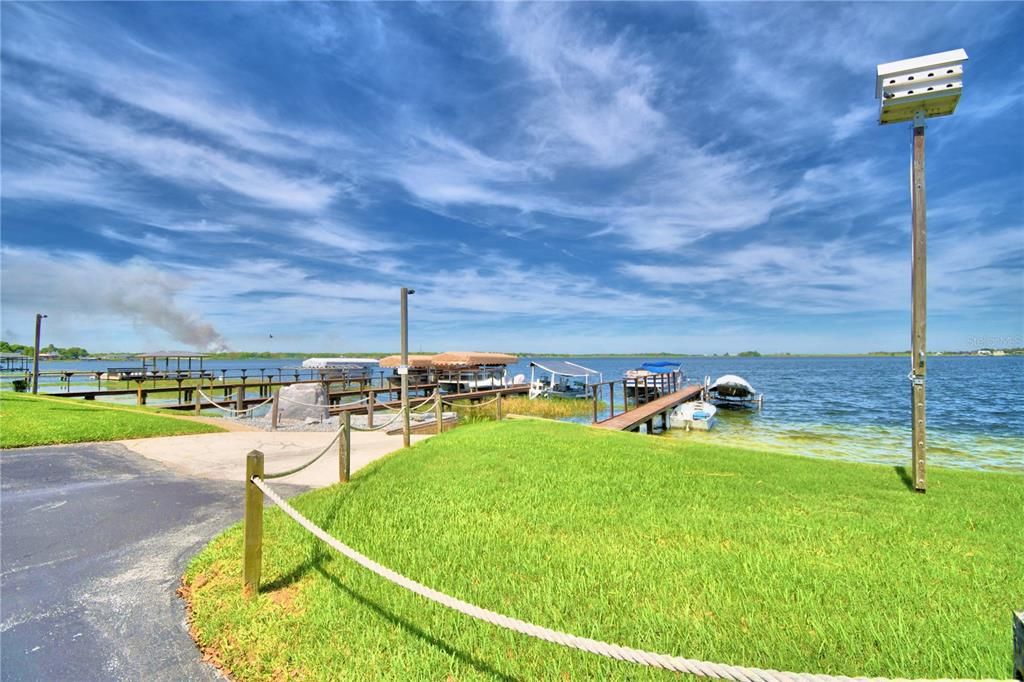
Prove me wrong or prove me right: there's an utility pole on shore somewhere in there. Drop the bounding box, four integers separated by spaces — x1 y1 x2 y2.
400 287 415 447
31 313 47 394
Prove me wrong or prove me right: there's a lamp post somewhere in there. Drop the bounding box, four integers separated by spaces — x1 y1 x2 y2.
32 313 47 394
400 287 415 447
876 49 967 492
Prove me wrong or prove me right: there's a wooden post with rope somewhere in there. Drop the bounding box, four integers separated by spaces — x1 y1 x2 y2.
270 391 280 430
434 389 443 434
194 387 201 415
236 387 245 414
339 412 351 483
367 390 375 429
496 391 503 421
243 450 264 596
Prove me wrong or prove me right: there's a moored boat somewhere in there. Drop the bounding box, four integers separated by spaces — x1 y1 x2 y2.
670 400 717 431
624 361 684 402
707 374 763 408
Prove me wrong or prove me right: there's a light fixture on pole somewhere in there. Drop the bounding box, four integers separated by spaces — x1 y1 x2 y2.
876 48 967 492
400 287 416 448
32 313 48 394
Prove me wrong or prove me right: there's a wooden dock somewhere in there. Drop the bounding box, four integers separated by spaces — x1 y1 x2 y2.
593 384 704 433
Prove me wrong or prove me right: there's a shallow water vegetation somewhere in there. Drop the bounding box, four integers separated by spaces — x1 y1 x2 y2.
446 395 603 424
184 420 1023 681
0 392 224 448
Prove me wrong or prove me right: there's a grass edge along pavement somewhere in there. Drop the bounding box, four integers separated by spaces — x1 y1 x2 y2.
0 392 225 448
183 420 1022 681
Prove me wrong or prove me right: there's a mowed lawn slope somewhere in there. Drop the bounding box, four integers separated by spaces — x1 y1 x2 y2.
0 392 223 448
185 420 1023 681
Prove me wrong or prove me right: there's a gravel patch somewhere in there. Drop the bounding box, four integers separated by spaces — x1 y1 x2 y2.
228 410 455 433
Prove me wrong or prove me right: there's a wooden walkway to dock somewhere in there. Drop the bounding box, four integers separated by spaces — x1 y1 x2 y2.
593 384 704 433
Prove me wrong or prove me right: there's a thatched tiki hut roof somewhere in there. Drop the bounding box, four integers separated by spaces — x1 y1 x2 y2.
378 352 518 369
430 352 517 367
378 354 436 369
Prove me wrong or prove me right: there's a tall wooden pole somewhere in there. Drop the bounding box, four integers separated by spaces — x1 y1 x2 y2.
400 287 411 448
31 313 44 394
910 118 928 492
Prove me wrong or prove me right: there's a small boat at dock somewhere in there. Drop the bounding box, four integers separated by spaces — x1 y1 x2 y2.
707 375 763 408
624 362 684 402
670 400 717 431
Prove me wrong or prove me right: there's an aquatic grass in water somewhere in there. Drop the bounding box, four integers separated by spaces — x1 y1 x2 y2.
445 396 606 424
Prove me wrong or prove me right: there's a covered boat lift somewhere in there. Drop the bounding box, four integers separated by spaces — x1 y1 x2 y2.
528 360 602 399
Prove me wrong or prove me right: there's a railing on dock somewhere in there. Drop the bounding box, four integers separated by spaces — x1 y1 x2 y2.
587 371 683 423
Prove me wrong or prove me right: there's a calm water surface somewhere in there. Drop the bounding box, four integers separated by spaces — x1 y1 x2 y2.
20 356 1024 472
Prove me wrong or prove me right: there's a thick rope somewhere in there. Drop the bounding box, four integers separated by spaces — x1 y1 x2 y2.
196 388 275 415
349 409 407 432
280 394 370 409
410 394 440 413
251 476 1009 682
262 428 344 480
441 395 501 408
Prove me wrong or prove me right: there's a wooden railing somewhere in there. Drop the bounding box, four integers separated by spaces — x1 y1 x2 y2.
588 372 682 423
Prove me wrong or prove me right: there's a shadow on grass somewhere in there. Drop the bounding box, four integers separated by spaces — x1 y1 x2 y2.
261 468 382 592
313 564 519 682
893 465 914 492
258 469 517 680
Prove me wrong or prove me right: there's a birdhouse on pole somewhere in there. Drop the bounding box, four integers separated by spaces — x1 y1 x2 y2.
876 49 967 125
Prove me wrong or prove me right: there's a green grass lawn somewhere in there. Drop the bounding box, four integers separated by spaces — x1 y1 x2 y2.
0 392 225 448
184 420 1023 681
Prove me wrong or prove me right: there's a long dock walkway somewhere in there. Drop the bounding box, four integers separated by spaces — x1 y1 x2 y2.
593 385 703 433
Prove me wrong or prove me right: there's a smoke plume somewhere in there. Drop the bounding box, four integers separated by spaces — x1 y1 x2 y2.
1 248 228 350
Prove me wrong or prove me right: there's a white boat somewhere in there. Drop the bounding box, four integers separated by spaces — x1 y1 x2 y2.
670 400 717 431
707 375 763 408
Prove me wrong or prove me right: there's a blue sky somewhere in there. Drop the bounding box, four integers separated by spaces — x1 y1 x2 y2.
2 2 1021 354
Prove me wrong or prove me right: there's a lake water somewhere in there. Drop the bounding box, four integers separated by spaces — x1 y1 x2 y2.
16 356 1024 472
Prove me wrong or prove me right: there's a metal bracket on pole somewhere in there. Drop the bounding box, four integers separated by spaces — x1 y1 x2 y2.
913 110 927 129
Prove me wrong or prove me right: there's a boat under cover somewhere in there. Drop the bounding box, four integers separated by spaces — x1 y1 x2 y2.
709 374 755 398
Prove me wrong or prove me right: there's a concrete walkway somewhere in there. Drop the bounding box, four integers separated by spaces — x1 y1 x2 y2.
119 428 431 487
1 430 424 680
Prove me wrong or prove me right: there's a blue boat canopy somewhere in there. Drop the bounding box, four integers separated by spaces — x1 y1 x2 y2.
640 361 682 374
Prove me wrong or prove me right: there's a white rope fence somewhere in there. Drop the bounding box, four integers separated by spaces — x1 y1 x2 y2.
195 388 275 415
250 475 1010 682
262 428 344 480
349 408 408 432
279 394 372 409
441 395 501 408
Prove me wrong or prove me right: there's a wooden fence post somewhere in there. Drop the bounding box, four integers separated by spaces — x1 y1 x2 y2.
609 382 616 418
496 391 503 421
243 450 264 596
236 387 245 413
194 387 201 415
270 391 280 430
591 385 598 423
367 391 375 429
1013 610 1023 682
339 413 351 483
136 384 144 406
434 389 443 434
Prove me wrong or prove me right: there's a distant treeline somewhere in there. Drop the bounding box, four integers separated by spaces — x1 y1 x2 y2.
0 341 91 359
